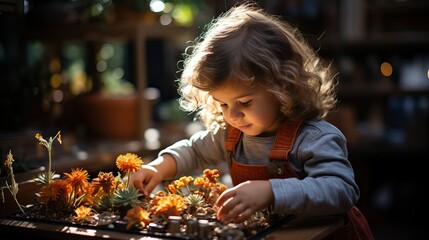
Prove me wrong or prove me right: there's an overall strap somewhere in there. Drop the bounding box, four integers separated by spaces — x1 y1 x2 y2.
225 120 303 184
225 126 241 153
225 120 302 157
269 120 302 160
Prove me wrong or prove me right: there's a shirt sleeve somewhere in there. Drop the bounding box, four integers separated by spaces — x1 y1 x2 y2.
157 126 229 178
270 122 360 216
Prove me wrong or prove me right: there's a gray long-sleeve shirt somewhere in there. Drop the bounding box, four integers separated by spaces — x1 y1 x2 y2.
158 119 359 217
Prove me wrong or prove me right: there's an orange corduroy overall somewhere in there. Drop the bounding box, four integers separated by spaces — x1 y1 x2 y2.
225 121 374 240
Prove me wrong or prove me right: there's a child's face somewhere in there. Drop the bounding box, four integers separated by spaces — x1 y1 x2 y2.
209 78 281 137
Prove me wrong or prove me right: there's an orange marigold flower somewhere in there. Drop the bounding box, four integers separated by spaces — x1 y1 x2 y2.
202 181 213 189
173 179 185 189
116 153 143 173
193 177 204 187
178 176 193 185
167 184 177 194
79 184 96 206
207 183 228 204
124 206 151 230
216 182 228 193
155 191 166 197
203 169 219 183
116 182 125 190
91 171 117 195
64 168 90 190
38 180 72 205
151 194 186 216
150 190 166 207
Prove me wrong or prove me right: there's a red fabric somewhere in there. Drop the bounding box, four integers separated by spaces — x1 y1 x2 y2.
225 120 301 186
225 121 374 240
323 206 374 240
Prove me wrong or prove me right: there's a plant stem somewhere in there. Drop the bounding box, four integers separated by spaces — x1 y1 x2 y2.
47 148 52 184
12 194 27 217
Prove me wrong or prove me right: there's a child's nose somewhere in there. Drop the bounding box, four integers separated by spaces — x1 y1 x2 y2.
229 106 244 119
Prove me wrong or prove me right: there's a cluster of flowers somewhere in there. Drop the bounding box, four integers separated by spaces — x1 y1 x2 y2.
2 131 230 233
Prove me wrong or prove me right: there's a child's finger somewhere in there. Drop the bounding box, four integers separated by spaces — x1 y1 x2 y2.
215 187 236 207
143 178 159 196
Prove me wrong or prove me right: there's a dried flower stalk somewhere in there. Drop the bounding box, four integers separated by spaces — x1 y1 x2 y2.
1 150 27 216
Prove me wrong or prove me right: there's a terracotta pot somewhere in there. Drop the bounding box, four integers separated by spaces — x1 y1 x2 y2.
74 93 140 140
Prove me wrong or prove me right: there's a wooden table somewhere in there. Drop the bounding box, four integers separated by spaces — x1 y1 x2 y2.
0 214 343 240
266 215 344 240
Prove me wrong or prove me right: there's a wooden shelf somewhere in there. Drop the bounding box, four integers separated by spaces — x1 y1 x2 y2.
24 21 195 141
321 33 429 54
338 87 429 100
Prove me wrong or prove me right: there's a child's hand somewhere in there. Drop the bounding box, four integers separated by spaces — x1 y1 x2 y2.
215 180 274 223
130 154 177 196
130 165 163 196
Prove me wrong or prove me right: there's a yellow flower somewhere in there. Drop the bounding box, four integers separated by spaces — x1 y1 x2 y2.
116 153 143 173
74 205 93 221
124 206 151 230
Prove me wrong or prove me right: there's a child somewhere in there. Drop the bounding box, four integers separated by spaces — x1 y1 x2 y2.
131 2 374 239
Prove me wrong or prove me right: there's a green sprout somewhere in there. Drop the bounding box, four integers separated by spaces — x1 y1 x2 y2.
34 131 62 184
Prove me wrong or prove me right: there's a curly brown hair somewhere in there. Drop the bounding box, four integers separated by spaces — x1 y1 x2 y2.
176 2 338 131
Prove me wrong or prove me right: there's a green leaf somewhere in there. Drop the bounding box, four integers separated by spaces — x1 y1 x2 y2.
112 186 143 208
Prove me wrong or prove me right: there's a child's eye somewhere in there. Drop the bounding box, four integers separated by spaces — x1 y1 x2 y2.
219 103 227 108
239 100 252 106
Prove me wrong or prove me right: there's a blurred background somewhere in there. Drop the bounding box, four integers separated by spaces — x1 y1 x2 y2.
0 0 427 239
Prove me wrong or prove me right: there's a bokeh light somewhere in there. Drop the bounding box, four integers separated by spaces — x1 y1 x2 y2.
150 0 165 13
171 4 194 26
380 62 393 77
